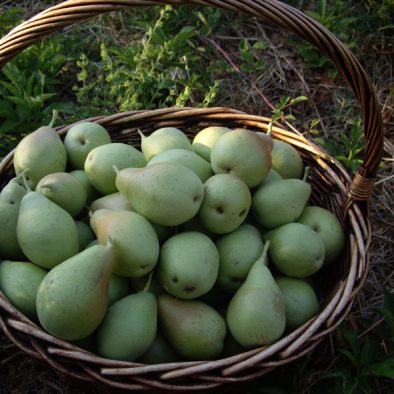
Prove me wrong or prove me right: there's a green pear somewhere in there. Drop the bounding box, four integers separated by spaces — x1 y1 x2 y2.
138 332 180 364
192 126 230 162
89 192 133 213
13 112 67 186
97 290 157 361
90 209 159 277
0 260 47 320
108 274 130 306
85 143 146 195
157 232 219 299
36 172 87 217
252 169 311 229
151 223 174 244
158 294 227 360
0 178 26 259
64 122 111 169
210 129 271 187
147 148 213 182
115 163 204 226
36 243 114 340
298 206 345 265
264 223 325 277
226 242 286 347
215 224 264 293
139 127 192 161
276 276 319 330
75 220 95 251
198 174 251 234
17 191 79 269
259 169 283 185
271 140 304 179
70 169 101 205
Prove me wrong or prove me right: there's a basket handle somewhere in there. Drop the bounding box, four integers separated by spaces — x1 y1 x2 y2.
0 0 383 203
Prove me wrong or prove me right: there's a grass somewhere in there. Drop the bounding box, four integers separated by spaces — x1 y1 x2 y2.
0 0 393 392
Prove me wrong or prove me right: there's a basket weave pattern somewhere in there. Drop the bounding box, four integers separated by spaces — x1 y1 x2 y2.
0 1 383 391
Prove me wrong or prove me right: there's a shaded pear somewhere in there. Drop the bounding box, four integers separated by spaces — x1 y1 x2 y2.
226 242 286 348
89 192 133 213
157 232 219 299
70 169 101 205
215 224 264 293
36 243 114 340
210 129 271 187
258 169 282 186
36 172 87 217
276 276 320 330
13 112 67 186
139 127 192 161
192 126 230 162
158 294 227 360
17 191 79 269
271 140 304 179
255 131 273 151
298 206 345 265
252 168 311 229
263 223 325 277
147 148 213 182
90 209 159 277
75 220 95 251
0 178 26 259
138 331 181 364
115 163 204 226
97 289 157 361
108 274 130 306
0 260 47 320
85 143 146 195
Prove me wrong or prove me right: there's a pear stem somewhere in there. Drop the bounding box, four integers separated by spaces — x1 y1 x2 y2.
49 109 59 128
261 240 270 262
112 165 120 175
303 166 310 182
267 122 273 137
137 129 146 141
143 271 154 293
20 171 32 192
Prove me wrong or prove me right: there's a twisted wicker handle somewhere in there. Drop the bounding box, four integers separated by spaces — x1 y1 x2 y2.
0 0 383 202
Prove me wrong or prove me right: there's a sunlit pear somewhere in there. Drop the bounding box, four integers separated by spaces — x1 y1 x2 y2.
192 126 230 162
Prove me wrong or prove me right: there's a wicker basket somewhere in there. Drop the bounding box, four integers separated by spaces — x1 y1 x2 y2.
0 0 383 391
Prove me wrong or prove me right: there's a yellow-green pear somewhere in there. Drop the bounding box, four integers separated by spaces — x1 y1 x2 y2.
252 169 311 229
255 131 273 151
192 126 231 162
147 148 213 182
158 294 227 360
271 140 304 179
75 220 95 251
0 178 26 260
298 206 345 265
89 192 133 213
64 122 111 169
70 169 101 205
259 169 283 185
108 274 130 306
226 242 286 348
85 143 146 195
90 209 159 277
36 243 115 340
210 129 271 187
17 191 79 269
0 260 47 320
157 232 219 299
276 276 320 330
264 223 325 277
198 174 251 234
139 127 192 161
115 163 204 226
215 224 264 293
97 289 157 361
36 172 87 217
13 112 67 186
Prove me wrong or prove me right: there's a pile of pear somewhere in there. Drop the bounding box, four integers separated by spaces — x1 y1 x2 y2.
0 115 346 363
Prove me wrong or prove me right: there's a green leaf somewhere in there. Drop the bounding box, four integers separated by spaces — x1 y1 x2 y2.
290 95 308 105
340 325 360 359
338 349 359 368
366 357 394 379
